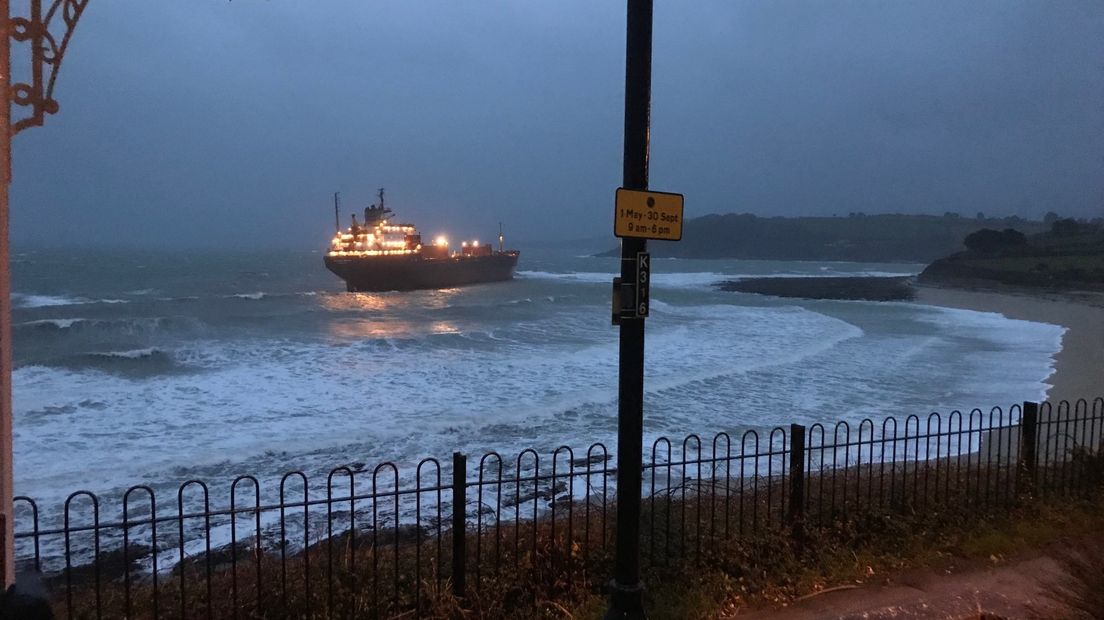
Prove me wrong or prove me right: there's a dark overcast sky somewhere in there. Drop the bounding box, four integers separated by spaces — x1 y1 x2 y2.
9 1 1104 248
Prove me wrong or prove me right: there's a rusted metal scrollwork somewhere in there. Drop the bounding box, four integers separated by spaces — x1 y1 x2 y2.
8 0 90 135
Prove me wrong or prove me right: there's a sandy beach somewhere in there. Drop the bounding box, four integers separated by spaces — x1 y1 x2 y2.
914 284 1104 405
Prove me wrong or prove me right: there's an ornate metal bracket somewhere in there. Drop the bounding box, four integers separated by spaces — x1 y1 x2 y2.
9 0 90 135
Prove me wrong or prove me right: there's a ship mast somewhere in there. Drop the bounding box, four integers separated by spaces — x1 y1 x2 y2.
378 187 385 211
499 222 504 252
334 192 341 233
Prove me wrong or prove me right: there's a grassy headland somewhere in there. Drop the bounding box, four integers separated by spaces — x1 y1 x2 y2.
919 219 1104 290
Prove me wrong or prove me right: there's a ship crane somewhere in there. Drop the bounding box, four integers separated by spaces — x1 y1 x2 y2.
334 192 341 233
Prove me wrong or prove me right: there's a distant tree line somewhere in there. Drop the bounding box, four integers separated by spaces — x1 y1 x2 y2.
963 229 1027 254
618 213 1052 262
922 215 1104 287
963 218 1103 256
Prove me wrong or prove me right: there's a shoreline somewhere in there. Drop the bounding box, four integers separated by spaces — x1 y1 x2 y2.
718 276 914 301
718 276 1102 405
912 284 1104 404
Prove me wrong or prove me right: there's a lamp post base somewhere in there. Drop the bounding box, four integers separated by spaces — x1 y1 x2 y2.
604 579 647 619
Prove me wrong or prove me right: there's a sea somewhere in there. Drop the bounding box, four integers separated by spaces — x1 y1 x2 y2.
10 245 1063 559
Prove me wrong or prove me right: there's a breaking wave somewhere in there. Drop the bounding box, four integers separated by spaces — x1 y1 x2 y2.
14 316 204 335
12 293 131 308
13 293 89 308
46 348 187 377
88 347 166 360
517 270 729 288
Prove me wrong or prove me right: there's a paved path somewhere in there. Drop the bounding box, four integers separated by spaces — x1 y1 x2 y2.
730 553 1073 619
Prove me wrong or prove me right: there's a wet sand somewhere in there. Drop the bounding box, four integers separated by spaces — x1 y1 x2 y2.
913 285 1104 404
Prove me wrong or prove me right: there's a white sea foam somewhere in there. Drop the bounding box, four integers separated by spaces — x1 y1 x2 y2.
10 258 1066 565
14 304 849 488
909 305 1065 404
13 293 89 308
724 270 917 280
12 293 133 308
88 347 163 359
518 270 729 288
16 316 200 336
519 269 916 288
16 318 87 329
516 270 612 283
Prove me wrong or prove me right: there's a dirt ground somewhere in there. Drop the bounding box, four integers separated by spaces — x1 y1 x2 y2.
729 549 1074 620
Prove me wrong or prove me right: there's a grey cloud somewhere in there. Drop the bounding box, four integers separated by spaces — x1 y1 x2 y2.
10 0 1103 248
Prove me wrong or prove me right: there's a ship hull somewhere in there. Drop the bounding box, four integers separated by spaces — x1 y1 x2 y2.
324 252 520 292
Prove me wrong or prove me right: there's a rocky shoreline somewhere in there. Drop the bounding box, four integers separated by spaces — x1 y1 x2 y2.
717 276 915 301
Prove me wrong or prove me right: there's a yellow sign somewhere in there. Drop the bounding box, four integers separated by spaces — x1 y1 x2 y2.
614 188 684 241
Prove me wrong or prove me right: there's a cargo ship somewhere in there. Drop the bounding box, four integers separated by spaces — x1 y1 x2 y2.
324 189 520 292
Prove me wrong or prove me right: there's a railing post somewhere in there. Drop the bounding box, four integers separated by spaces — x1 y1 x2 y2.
451 451 467 598
1018 402 1039 495
788 424 806 526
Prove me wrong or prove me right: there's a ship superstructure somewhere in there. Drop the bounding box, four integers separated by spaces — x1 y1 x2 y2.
324 189 519 292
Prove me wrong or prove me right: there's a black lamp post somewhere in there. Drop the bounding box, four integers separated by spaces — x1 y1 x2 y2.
606 1 653 618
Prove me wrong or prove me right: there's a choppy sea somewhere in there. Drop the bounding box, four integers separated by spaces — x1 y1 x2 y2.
11 245 1063 544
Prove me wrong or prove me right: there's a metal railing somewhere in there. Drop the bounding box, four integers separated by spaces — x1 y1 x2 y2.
10 397 1103 618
